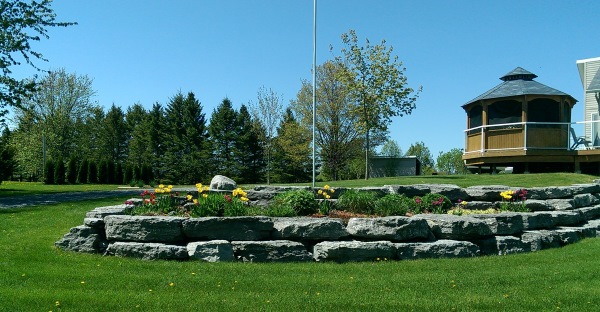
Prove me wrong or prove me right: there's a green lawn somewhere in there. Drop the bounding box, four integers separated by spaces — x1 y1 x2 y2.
1 195 600 311
0 181 126 198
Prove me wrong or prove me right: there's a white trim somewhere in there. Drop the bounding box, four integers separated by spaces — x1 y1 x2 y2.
577 56 600 64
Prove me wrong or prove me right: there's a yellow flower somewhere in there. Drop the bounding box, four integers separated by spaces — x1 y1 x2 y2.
325 194 331 199
159 184 165 189
241 197 249 202
155 188 162 194
169 282 175 287
324 185 330 190
168 185 173 189
329 188 335 194
202 194 208 198
193 199 199 204
317 189 323 195
460 201 468 206
186 194 193 201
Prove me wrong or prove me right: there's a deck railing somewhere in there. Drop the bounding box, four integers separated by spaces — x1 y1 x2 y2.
463 121 597 155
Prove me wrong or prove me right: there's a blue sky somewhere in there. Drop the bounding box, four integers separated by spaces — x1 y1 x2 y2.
9 0 600 159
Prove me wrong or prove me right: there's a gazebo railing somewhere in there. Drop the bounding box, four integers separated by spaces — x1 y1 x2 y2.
463 121 597 155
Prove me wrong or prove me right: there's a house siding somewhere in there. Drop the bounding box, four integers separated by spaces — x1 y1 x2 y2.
579 58 600 142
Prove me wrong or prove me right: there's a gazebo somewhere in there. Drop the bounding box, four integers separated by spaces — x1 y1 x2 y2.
461 67 600 173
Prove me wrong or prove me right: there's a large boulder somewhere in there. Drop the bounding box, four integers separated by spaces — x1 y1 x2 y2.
415 214 493 240
231 240 311 262
55 225 107 253
210 175 237 190
86 204 132 218
272 217 349 240
313 241 396 262
547 211 583 226
396 240 480 259
104 215 185 243
527 187 573 200
578 206 600 220
572 193 599 208
475 236 530 255
182 216 273 241
106 242 188 260
386 184 431 197
570 184 600 195
468 213 524 235
546 199 574 210
464 185 509 201
520 212 555 230
346 217 432 241
428 184 469 201
187 240 235 262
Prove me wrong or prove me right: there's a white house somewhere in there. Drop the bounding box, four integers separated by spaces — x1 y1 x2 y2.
576 57 600 146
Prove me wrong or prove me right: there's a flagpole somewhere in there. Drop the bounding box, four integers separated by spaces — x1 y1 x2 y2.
312 0 317 187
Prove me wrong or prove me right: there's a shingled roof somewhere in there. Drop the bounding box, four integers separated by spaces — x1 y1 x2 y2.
463 67 576 107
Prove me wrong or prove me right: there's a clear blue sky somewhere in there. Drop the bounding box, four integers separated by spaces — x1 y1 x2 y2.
9 0 600 159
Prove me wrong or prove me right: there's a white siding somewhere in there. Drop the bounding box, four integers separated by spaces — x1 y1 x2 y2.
579 59 600 141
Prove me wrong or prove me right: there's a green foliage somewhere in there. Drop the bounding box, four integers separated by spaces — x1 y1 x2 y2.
406 141 435 174
374 193 412 216
380 139 402 157
272 108 312 183
66 156 77 184
335 29 421 179
87 160 98 184
235 104 265 184
414 193 452 214
436 148 469 175
0 127 16 182
76 158 88 184
208 98 240 179
336 189 377 214
53 158 65 185
44 159 54 184
0 0 76 113
270 189 317 216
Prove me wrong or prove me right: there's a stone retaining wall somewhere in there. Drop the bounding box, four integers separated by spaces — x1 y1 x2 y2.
56 183 600 262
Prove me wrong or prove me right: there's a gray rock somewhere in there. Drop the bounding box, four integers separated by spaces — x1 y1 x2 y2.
187 240 234 262
521 212 555 230
476 236 530 255
231 240 311 262
547 211 583 226
182 216 273 241
346 217 432 241
106 242 188 260
527 186 573 200
570 184 600 195
572 193 599 208
55 225 106 253
464 185 509 201
84 217 105 229
524 199 552 211
461 201 496 210
387 184 431 197
104 215 185 243
396 240 480 259
210 175 237 190
313 241 396 262
428 184 468 201
577 206 600 220
415 214 493 240
272 217 349 240
469 213 524 235
85 204 131 218
521 230 559 251
546 199 574 210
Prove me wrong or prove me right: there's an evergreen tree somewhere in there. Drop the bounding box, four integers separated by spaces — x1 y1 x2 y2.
163 92 210 184
54 158 65 185
208 98 239 179
77 158 89 184
115 162 124 185
101 104 128 164
66 155 78 184
272 108 312 183
0 127 16 182
98 159 109 184
87 160 98 184
235 105 265 183
44 160 54 184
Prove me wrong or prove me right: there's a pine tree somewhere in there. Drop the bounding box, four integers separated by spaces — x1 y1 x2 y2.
77 158 89 184
44 160 55 184
87 160 98 184
66 155 78 184
54 158 65 185
235 105 265 183
208 98 239 179
272 108 312 183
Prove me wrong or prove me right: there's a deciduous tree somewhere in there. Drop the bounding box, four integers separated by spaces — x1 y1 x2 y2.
335 30 421 179
406 141 435 175
436 148 469 175
272 108 312 183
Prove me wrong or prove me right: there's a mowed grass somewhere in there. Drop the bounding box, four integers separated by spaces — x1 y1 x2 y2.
2 195 600 311
0 181 125 198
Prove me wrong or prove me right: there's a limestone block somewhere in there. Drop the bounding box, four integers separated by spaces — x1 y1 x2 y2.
84 217 105 229
182 216 273 241
415 214 492 240
104 215 185 243
396 240 479 259
85 204 131 218
547 211 583 226
107 242 188 260
570 184 600 195
475 236 530 255
527 187 573 200
313 241 396 262
346 217 432 241
524 199 552 212
428 184 468 201
520 212 555 230
272 217 349 240
387 184 430 197
55 225 106 253
546 199 574 210
572 193 599 208
469 213 524 235
231 240 311 262
464 185 509 201
187 240 234 262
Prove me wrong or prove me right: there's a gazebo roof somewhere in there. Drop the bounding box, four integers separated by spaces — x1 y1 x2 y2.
463 67 576 107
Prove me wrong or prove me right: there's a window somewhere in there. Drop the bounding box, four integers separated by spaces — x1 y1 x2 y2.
468 105 482 129
488 100 521 127
528 98 560 123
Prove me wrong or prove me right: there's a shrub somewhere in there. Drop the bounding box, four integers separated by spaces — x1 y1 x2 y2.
66 156 78 184
54 158 65 185
374 193 412 216
414 193 452 214
270 189 317 216
337 189 377 214
44 160 55 185
76 159 88 184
